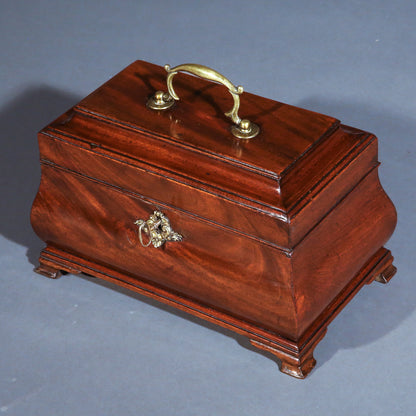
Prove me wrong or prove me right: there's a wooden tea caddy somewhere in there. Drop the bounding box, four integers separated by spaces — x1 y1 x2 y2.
31 60 397 378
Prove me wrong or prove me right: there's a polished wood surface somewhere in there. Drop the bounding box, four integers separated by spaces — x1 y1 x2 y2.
75 60 339 175
31 60 397 378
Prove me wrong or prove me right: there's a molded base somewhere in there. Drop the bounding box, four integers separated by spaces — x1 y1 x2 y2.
34 245 395 378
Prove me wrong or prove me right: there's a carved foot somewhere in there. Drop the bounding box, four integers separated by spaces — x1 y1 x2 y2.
364 248 397 285
34 264 62 279
249 339 317 379
375 263 397 284
280 356 316 379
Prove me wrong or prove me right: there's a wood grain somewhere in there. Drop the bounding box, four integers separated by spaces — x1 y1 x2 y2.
31 60 397 378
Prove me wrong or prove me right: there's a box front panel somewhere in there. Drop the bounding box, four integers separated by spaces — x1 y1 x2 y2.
31 164 298 338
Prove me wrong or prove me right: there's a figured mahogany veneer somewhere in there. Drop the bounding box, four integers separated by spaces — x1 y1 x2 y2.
31 60 397 378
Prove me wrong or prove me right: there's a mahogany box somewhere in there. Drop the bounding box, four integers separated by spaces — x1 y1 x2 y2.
31 60 397 378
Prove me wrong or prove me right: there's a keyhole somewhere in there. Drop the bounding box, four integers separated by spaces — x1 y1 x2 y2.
154 220 163 233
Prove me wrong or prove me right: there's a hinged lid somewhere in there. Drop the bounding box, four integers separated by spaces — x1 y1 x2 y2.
46 60 375 219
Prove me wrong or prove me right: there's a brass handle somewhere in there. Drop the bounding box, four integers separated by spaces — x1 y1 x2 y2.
147 63 260 139
134 211 183 248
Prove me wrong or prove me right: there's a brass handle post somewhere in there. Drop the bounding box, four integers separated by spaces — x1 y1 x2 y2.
147 63 260 139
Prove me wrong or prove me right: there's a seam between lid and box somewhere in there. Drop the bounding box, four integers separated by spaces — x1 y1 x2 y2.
39 159 293 254
74 105 282 180
41 129 287 217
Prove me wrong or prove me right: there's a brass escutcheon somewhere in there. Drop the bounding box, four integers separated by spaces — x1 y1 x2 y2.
134 211 183 248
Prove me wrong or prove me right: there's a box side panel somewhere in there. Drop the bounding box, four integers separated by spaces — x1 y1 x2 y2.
291 168 397 338
288 128 379 246
31 164 298 338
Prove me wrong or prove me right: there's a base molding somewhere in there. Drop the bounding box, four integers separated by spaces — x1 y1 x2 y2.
34 245 395 378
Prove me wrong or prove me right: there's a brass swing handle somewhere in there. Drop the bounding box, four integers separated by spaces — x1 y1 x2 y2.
147 63 260 139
